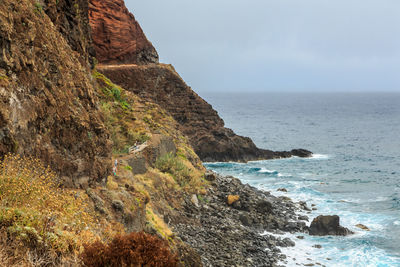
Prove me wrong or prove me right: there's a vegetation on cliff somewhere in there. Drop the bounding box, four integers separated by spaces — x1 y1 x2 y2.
0 0 111 185
0 68 208 265
0 0 207 264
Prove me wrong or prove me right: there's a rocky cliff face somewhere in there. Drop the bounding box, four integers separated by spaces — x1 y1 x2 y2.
89 0 311 162
97 64 270 162
88 0 159 65
44 0 96 67
0 0 111 186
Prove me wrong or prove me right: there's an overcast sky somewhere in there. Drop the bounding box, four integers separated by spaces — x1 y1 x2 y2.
127 0 400 93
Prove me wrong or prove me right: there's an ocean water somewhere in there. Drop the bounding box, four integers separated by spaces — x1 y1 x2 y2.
201 92 400 267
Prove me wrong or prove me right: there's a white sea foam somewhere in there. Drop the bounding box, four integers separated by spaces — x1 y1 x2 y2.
264 227 399 267
258 168 279 175
310 153 330 159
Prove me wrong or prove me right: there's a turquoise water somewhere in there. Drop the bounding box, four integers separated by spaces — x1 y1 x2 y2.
202 92 400 266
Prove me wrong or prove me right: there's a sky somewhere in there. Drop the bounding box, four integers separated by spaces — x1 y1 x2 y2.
126 0 400 93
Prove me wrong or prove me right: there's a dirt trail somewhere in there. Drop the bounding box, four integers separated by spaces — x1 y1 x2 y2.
97 64 139 69
117 142 148 161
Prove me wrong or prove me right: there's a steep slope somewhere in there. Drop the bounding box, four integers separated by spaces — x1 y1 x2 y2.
44 0 96 67
0 0 111 185
89 0 311 162
97 64 292 162
89 0 159 64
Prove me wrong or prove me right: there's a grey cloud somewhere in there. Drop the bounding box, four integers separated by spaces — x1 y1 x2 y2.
126 0 400 92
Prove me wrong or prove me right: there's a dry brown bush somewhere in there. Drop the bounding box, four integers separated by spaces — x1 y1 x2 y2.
81 232 178 267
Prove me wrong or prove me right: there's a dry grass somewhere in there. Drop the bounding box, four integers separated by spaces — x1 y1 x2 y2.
0 154 98 255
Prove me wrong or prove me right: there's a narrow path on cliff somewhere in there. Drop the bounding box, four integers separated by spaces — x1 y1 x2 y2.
98 64 139 69
117 142 148 161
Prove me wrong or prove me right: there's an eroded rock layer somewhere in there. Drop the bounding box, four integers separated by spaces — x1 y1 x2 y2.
0 0 111 185
88 0 158 64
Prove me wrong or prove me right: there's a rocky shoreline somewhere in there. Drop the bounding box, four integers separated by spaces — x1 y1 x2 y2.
168 171 312 267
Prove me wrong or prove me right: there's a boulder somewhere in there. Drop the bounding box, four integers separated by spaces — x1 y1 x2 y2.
191 194 199 208
112 200 124 212
298 215 309 221
127 155 147 175
227 195 240 205
355 224 370 231
205 170 217 181
256 200 273 214
239 214 252 226
291 149 313 158
309 215 354 236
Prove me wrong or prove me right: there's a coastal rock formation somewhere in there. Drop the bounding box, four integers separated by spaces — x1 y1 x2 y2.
88 0 158 64
0 0 111 185
97 64 312 162
309 215 354 236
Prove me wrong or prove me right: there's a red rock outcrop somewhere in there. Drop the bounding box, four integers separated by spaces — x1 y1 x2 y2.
88 0 158 64
0 0 111 186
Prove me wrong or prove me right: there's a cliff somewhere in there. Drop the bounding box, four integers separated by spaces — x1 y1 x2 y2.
90 0 311 162
89 0 159 64
0 0 111 185
97 64 297 162
0 0 314 265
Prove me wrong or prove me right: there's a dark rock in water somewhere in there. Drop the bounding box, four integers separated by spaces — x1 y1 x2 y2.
299 201 312 211
309 215 354 236
355 224 370 231
298 215 309 221
313 244 322 249
277 188 288 192
291 149 313 158
277 237 295 247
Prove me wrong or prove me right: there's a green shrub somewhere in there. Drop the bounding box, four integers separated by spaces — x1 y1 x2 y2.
34 2 43 13
155 153 192 186
123 165 133 171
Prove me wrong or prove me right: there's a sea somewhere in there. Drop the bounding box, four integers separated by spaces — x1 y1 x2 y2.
201 92 400 267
